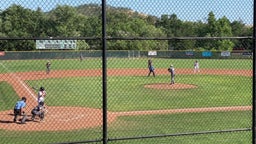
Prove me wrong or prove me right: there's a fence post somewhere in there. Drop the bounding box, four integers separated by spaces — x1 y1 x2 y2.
102 0 108 144
253 0 256 144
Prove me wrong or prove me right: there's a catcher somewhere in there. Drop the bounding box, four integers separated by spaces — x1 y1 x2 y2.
31 103 45 122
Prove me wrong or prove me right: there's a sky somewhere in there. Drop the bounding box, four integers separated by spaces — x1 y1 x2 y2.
0 0 253 25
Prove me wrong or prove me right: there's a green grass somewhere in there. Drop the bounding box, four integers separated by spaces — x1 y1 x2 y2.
0 58 252 144
0 59 102 73
108 111 251 142
109 132 251 144
0 82 20 111
0 58 252 73
0 111 251 144
26 74 251 111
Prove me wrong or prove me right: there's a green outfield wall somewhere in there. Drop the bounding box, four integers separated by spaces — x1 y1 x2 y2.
0 50 252 60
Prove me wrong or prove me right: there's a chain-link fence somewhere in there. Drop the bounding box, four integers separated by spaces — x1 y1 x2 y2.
0 0 254 144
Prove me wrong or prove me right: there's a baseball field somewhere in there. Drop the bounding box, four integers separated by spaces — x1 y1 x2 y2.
0 58 252 144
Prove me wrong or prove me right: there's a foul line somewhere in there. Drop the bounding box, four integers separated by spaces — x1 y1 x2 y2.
0 62 37 101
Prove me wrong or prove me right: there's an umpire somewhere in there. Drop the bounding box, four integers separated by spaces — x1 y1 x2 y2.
13 97 27 122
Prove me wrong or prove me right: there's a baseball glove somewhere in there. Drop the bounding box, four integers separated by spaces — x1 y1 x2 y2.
168 68 171 72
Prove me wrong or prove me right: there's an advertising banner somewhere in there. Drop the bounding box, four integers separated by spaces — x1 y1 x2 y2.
0 51 5 56
221 51 230 57
185 51 194 56
202 51 212 57
148 51 157 56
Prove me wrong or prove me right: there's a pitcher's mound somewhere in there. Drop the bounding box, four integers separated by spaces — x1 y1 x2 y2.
144 83 197 90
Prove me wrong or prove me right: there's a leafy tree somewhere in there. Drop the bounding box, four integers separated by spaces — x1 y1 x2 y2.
77 40 90 50
207 11 218 37
231 20 252 50
46 5 82 37
0 4 252 51
216 16 232 37
0 5 38 50
106 10 167 50
213 16 234 51
33 8 50 37
216 40 235 51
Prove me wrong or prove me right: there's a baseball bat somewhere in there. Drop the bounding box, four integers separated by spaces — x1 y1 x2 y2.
26 80 39 91
32 86 39 90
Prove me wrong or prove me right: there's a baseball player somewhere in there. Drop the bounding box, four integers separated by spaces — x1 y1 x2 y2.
80 53 84 62
31 105 45 121
194 60 200 73
147 59 155 77
46 61 51 74
38 87 46 106
168 64 175 85
13 97 27 123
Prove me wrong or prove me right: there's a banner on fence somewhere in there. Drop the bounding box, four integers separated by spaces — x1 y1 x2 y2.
0 51 5 56
202 51 212 57
221 51 230 57
36 40 77 49
185 51 194 56
148 51 157 56
242 52 252 56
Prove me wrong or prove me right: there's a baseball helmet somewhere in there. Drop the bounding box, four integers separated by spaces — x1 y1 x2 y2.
39 102 44 106
22 97 27 102
40 87 45 91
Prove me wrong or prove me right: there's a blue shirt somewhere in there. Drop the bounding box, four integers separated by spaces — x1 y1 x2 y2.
14 100 26 110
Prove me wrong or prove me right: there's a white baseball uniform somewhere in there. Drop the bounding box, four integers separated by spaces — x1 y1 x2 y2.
38 90 46 104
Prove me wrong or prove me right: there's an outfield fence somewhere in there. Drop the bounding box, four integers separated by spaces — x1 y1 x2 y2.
0 0 254 144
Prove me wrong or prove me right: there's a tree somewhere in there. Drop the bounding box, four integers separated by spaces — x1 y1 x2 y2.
207 11 218 37
0 4 252 51
46 5 83 37
231 20 252 50
216 16 232 37
0 5 38 50
214 16 234 51
76 40 90 50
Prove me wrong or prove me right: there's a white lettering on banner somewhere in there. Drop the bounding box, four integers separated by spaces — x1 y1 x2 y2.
148 51 157 56
221 51 230 57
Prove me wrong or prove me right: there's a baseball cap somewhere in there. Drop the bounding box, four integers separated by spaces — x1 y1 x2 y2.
22 97 27 102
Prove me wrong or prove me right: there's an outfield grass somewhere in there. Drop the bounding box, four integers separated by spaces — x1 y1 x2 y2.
0 58 252 144
0 58 252 73
25 74 251 111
